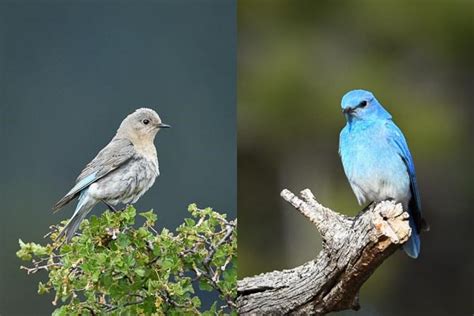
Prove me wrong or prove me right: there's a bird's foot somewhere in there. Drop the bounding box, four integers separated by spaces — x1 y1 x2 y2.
102 201 119 212
116 204 131 212
361 201 376 213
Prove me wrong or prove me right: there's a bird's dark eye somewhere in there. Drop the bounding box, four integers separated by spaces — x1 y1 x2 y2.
143 119 150 125
359 100 368 108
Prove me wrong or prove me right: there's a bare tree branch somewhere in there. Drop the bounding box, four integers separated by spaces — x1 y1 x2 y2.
237 188 411 315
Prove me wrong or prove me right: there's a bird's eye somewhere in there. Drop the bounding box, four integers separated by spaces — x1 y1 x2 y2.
359 100 368 108
143 119 150 125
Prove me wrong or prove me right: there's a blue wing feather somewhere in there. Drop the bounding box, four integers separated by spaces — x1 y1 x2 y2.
386 120 424 258
52 172 98 213
65 172 98 197
386 121 421 212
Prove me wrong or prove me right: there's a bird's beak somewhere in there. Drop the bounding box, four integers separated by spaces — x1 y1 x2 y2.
158 123 171 128
342 107 354 121
342 107 354 115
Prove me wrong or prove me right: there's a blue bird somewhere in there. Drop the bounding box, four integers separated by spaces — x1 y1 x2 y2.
338 89 428 258
53 108 170 242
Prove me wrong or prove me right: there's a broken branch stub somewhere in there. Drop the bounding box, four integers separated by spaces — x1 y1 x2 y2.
237 188 411 315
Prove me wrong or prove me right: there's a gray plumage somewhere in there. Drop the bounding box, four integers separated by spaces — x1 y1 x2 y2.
53 108 170 241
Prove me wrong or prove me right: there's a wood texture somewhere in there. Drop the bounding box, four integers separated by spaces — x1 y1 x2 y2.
237 189 411 315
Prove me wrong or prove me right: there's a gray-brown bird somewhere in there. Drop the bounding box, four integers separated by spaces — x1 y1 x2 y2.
53 108 170 241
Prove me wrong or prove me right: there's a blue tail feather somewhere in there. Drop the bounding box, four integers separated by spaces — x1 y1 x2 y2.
57 189 94 242
403 216 420 258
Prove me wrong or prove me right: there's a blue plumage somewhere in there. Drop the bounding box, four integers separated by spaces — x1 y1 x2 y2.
338 89 427 258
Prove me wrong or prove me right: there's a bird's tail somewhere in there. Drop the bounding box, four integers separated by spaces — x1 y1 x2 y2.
57 189 94 242
403 216 420 258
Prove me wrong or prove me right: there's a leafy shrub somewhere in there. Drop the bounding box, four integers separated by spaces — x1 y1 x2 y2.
17 204 237 315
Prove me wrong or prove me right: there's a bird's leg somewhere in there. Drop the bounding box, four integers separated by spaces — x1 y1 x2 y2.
361 201 376 213
115 204 129 212
102 200 118 212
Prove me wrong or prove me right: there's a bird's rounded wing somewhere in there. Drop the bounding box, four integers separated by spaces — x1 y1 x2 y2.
52 137 135 212
385 120 427 232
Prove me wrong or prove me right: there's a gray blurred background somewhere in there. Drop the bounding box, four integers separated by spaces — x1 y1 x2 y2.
238 1 472 316
0 0 235 314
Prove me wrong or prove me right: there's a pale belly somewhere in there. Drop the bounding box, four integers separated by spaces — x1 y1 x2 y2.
89 157 159 205
340 127 411 207
349 167 411 207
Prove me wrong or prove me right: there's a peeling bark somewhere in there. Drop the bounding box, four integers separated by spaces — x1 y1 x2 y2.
237 189 411 315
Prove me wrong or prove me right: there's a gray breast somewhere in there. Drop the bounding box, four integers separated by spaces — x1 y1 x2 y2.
92 156 159 205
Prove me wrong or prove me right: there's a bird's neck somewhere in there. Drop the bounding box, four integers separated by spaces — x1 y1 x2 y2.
116 131 157 161
133 137 158 161
346 117 384 132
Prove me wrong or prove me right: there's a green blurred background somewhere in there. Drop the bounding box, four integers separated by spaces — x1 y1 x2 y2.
0 1 235 314
238 1 472 315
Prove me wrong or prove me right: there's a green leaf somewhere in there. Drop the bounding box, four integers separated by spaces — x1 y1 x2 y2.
134 268 146 277
199 279 214 292
140 210 158 225
116 234 130 248
38 282 50 294
52 306 68 316
184 218 195 227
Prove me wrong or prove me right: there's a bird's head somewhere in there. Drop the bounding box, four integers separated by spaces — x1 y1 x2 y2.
341 89 391 123
117 108 170 142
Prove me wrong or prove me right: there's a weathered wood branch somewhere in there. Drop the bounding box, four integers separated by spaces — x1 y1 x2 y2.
237 188 411 315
